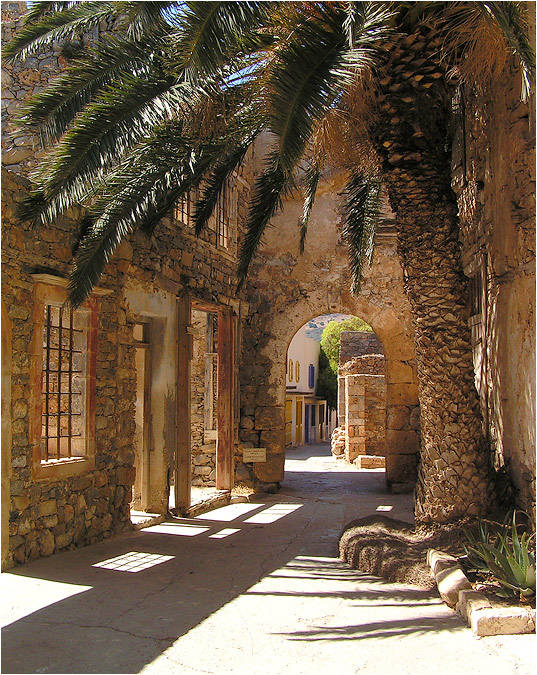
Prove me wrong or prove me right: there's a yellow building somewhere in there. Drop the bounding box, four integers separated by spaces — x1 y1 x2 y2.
285 323 331 446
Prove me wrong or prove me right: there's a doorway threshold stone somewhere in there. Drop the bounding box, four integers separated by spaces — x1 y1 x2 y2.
130 510 166 530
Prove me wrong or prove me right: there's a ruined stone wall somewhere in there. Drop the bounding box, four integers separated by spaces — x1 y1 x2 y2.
452 66 536 516
334 354 388 463
339 354 386 376
344 374 386 461
339 332 384 366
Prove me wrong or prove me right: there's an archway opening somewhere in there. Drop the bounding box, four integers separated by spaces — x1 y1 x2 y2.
284 314 387 473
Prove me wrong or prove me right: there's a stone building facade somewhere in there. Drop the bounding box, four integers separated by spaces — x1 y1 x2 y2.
1 3 251 568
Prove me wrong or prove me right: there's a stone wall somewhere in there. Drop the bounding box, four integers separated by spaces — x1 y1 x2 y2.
339 332 384 366
344 374 386 461
333 354 389 463
452 65 536 517
2 169 136 566
238 143 420 492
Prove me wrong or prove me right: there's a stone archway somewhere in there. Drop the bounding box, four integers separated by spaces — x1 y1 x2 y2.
238 174 420 493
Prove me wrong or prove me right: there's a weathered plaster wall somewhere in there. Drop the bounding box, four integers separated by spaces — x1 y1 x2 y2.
240 162 420 492
453 68 536 517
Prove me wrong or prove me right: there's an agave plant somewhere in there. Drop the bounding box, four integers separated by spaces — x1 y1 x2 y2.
3 1 534 523
465 512 536 600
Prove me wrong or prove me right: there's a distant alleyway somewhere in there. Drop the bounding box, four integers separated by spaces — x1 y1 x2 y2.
2 445 534 674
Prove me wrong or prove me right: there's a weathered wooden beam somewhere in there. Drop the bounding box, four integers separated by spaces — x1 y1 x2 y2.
175 295 192 512
216 308 234 491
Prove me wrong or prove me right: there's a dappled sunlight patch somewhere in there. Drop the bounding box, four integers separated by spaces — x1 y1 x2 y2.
1 576 92 628
92 551 174 573
142 523 210 536
196 503 265 521
208 528 241 539
244 503 302 524
376 505 393 512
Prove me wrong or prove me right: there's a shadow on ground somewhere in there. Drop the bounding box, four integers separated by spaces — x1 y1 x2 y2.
2 444 433 674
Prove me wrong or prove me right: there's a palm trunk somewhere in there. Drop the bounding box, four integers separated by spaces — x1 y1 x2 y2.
373 30 495 522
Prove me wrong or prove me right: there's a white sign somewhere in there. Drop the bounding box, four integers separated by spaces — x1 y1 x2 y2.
243 447 267 463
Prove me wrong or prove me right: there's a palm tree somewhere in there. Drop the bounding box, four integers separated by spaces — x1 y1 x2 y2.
3 1 534 522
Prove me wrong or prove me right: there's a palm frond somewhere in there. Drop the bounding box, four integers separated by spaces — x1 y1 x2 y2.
263 4 346 174
193 139 253 236
30 74 189 204
341 172 382 295
69 127 226 305
479 2 535 100
298 163 320 254
17 30 170 142
171 1 272 80
22 2 76 24
237 157 287 289
2 2 118 61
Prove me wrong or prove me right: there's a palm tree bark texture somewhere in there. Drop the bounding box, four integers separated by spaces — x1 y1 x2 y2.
372 29 494 522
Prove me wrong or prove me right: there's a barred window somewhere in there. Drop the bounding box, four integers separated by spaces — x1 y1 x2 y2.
41 304 89 461
174 181 237 250
216 182 229 249
173 192 191 227
469 272 483 317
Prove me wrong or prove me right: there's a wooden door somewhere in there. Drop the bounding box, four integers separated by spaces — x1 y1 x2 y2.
295 399 303 445
285 398 293 446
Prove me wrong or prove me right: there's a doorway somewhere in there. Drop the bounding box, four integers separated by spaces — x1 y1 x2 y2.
173 295 234 514
131 321 152 512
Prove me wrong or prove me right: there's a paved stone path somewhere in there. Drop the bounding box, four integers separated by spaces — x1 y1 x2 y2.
2 444 535 674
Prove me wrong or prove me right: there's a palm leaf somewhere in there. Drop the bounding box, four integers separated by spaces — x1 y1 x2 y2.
193 139 253 236
237 158 287 289
478 2 535 101
341 172 382 295
17 30 171 142
69 129 226 305
2 2 119 61
298 162 320 254
171 1 272 80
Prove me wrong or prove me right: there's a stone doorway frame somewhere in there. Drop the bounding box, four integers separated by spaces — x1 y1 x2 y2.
175 294 235 512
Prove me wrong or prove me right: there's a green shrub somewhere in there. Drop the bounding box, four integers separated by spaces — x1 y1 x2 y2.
464 512 536 600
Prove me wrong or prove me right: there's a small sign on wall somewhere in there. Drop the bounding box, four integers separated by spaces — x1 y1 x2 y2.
243 447 267 463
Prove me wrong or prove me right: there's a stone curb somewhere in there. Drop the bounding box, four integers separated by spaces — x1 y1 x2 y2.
428 548 536 636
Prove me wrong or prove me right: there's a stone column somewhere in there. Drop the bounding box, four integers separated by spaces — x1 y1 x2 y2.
345 376 366 462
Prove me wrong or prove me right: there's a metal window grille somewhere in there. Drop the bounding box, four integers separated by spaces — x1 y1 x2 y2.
41 304 86 461
174 193 191 226
469 273 483 317
217 182 229 249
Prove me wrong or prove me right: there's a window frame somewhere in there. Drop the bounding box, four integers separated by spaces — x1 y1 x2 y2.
30 275 100 480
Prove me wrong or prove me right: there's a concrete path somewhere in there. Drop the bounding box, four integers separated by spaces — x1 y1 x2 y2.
2 444 535 674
